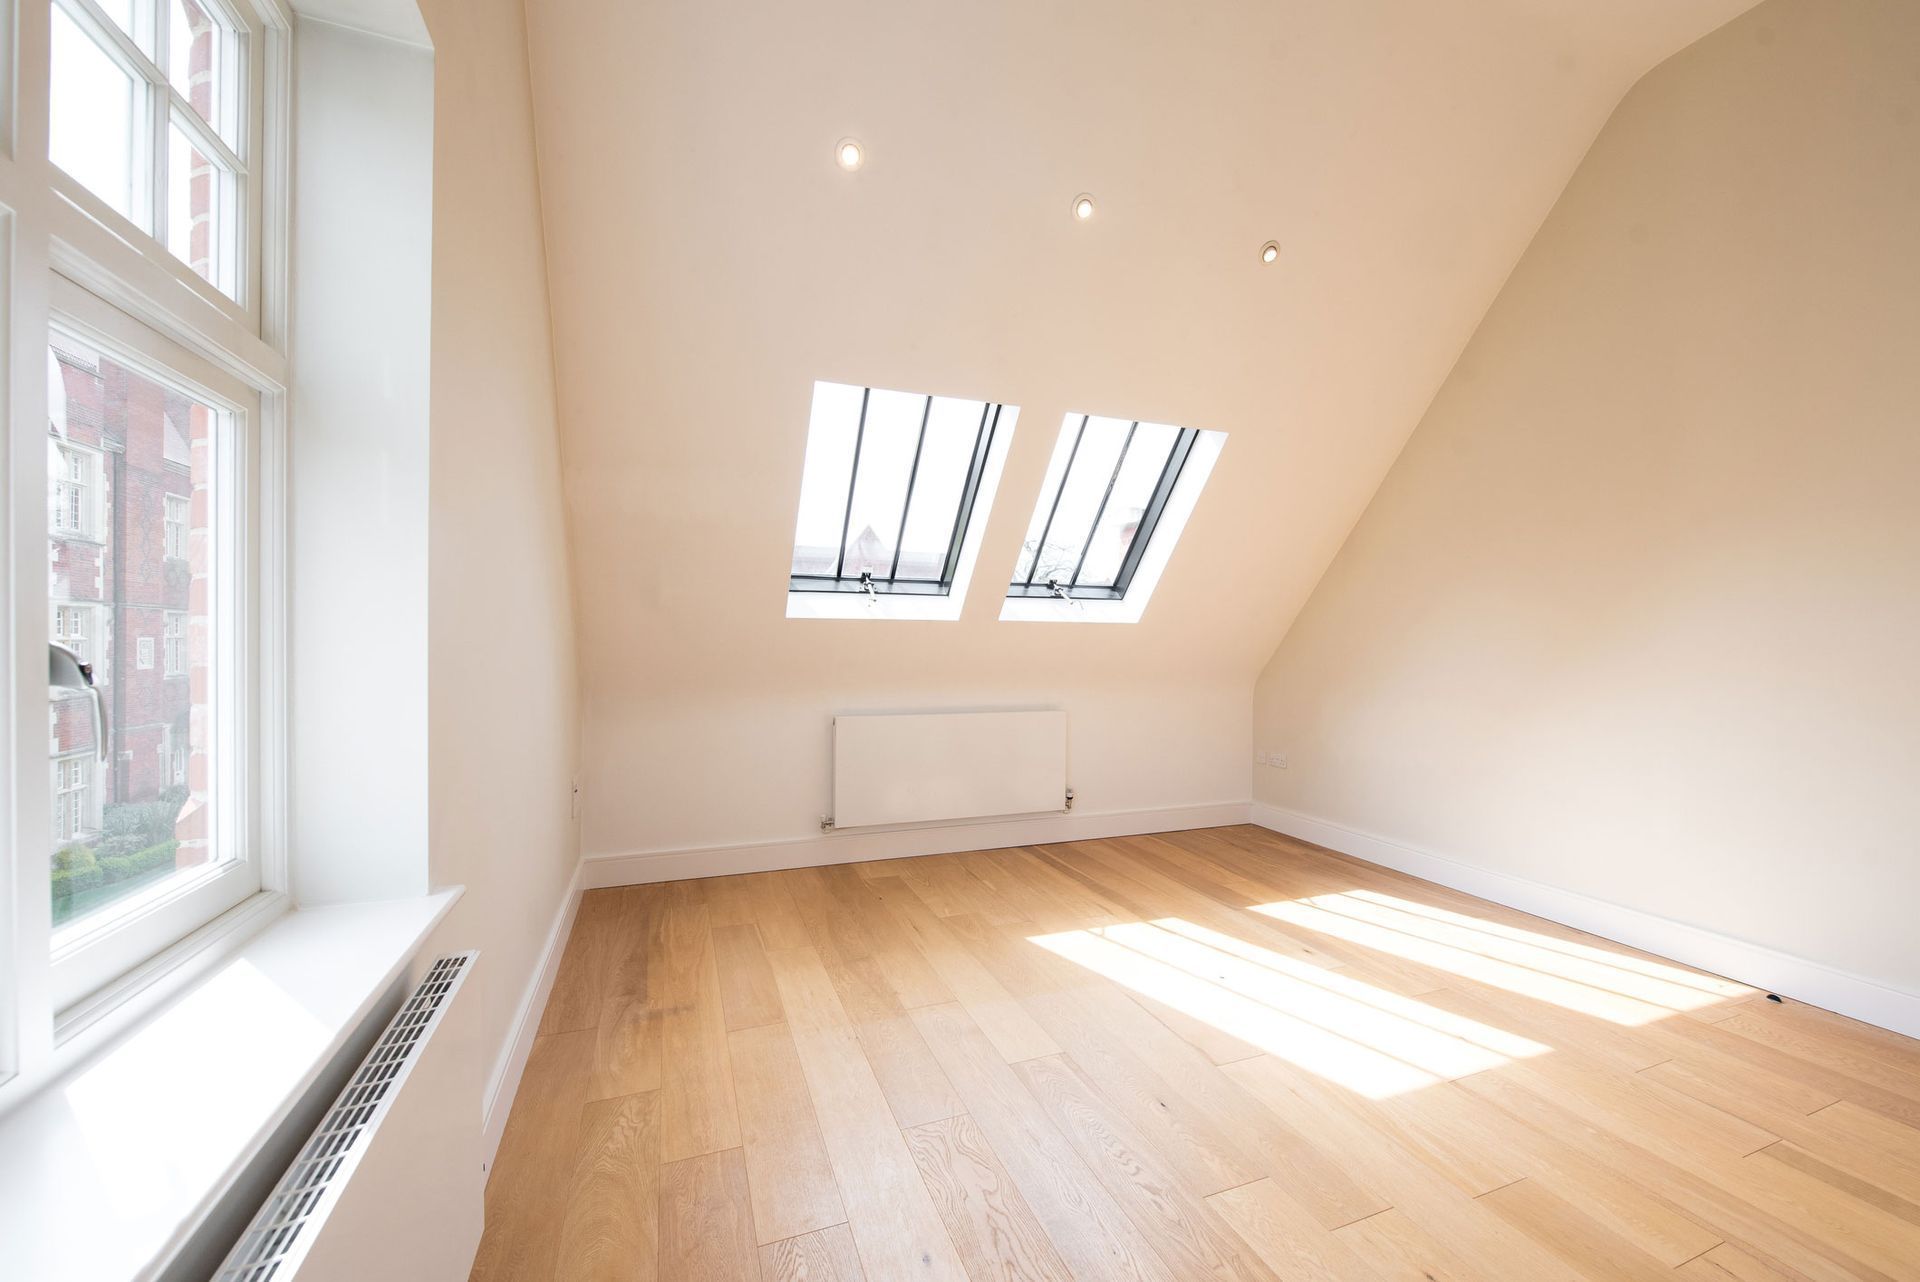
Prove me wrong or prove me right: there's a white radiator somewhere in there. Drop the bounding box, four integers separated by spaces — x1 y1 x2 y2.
832 710 1068 829
214 952 481 1281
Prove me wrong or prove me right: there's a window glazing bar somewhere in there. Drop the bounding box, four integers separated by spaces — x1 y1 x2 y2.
1110 427 1198 595
1068 419 1138 587
938 401 998 585
886 395 935 583
833 386 872 580
1023 414 1087 587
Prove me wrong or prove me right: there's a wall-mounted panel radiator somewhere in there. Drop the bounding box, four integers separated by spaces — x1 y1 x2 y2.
832 710 1068 829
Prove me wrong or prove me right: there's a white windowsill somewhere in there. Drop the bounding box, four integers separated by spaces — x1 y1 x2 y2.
0 887 462 1282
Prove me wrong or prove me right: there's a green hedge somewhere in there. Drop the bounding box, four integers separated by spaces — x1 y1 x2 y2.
51 839 178 904
100 840 179 883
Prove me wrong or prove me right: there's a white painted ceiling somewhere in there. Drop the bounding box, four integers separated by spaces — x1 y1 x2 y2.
290 0 428 46
520 0 1760 847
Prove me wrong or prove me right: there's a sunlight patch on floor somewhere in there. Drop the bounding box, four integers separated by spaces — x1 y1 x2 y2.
1344 890 1749 998
1253 892 1735 1025
1029 918 1548 1099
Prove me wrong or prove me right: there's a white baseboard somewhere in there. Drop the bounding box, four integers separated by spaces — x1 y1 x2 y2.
1250 803 1920 1041
581 801 1253 890
480 859 585 1169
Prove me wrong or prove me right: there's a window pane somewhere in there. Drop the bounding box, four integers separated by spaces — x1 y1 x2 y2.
168 117 239 296
50 6 143 226
92 0 145 52
1073 422 1180 587
893 397 987 581
170 0 236 146
1017 416 1129 586
836 389 925 579
790 382 865 577
49 337 226 931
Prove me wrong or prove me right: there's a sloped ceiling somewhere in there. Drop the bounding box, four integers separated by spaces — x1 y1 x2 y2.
522 0 1759 853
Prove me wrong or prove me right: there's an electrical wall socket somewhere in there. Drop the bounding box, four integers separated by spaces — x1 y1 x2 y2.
1271 753 1288 769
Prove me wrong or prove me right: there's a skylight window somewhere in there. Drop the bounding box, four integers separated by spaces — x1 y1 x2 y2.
1003 414 1224 623
788 381 1017 620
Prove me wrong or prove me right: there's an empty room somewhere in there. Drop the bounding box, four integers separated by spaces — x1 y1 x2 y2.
0 0 1916 1279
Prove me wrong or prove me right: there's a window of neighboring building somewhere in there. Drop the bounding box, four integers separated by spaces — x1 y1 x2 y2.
787 381 1019 620
52 754 94 847
138 635 156 668
49 0 252 299
52 601 96 663
165 492 189 558
163 608 187 676
1003 414 1225 624
52 442 98 538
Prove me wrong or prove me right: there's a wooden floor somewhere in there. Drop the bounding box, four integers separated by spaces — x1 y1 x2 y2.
470 825 1920 1282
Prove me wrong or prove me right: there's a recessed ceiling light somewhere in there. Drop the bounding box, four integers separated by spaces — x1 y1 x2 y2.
1260 241 1280 264
1072 194 1096 221
836 138 864 171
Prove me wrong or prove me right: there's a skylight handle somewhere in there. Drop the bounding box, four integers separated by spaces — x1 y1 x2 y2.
859 569 878 605
50 642 108 763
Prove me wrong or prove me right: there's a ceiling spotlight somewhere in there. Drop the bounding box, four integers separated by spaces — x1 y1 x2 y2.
1072 194 1096 221
836 138 864 171
1260 241 1281 264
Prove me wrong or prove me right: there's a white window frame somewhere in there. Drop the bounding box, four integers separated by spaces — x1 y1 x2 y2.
784 381 1022 623
3 0 292 1102
48 0 260 309
137 634 155 668
164 490 189 558
999 420 1226 625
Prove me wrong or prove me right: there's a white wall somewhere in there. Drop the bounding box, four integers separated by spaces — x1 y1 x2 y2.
1254 0 1920 994
413 0 581 1153
287 18 433 903
521 0 1758 860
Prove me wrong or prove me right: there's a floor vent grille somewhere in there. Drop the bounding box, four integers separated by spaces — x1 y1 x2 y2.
215 951 475 1281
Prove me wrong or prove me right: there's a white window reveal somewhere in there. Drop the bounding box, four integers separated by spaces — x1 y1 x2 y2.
1002 413 1225 624
786 380 1018 621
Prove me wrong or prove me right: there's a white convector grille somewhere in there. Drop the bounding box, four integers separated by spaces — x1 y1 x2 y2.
215 952 476 1281
832 710 1068 828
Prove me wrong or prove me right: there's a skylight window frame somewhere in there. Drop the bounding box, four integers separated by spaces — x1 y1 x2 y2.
1007 415 1202 603
788 389 1007 600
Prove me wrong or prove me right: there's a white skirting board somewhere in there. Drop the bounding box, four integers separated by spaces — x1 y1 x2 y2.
480 860 585 1170
580 801 1252 889
1251 802 1920 1041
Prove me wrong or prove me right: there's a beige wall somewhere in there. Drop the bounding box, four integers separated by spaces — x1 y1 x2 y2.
415 0 581 1121
522 0 1754 858
1254 0 1920 992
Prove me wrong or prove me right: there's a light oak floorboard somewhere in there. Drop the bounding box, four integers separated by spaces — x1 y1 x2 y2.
474 827 1920 1282
758 1224 868 1282
658 1148 759 1282
555 1092 660 1282
728 1020 847 1244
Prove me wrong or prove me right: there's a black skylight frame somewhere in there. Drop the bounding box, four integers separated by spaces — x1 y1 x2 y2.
1008 416 1200 601
789 388 1006 598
